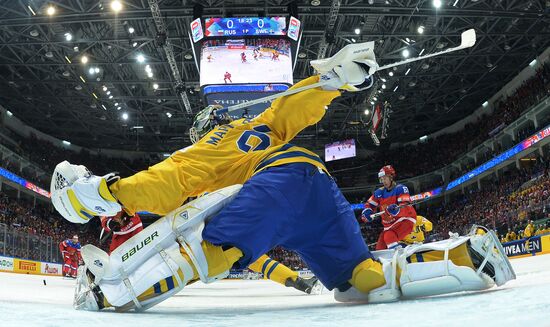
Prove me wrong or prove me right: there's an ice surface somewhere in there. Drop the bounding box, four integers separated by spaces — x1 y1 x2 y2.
1 255 550 327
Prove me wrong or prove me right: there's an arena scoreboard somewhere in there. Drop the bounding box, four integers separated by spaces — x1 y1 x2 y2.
204 17 287 37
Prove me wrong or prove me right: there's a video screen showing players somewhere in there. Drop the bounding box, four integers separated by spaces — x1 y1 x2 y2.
325 139 357 162
199 38 293 86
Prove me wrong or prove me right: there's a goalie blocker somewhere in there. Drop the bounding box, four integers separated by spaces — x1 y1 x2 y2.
74 185 515 311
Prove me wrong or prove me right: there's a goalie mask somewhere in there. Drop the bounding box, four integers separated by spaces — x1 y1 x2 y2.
189 105 233 143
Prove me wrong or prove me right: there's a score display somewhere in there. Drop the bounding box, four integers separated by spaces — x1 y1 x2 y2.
204 17 286 37
325 139 356 162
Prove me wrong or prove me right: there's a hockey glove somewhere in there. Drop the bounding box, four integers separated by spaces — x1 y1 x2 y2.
321 61 375 92
385 204 400 216
361 208 375 223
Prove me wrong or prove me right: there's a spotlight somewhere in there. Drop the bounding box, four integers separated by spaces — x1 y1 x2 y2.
94 67 100 73
111 0 122 12
46 6 55 16
80 56 88 64
402 49 410 58
417 25 425 34
433 0 442 8
354 28 361 35
122 112 128 120
65 33 73 41
128 27 135 34
382 84 387 89
106 91 111 95
364 109 370 115
89 67 95 74
109 95 113 99
136 54 145 63
132 42 138 47
102 86 108 92
388 71 394 77
153 83 159 90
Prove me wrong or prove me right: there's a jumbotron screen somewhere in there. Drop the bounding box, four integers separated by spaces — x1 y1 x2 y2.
325 139 357 162
199 38 293 86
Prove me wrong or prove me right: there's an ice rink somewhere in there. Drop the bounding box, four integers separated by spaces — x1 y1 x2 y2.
1 254 550 326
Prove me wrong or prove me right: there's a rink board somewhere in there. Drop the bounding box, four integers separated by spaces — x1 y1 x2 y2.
502 233 550 259
0 255 62 276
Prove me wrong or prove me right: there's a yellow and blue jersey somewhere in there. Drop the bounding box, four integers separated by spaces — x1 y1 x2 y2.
110 76 340 215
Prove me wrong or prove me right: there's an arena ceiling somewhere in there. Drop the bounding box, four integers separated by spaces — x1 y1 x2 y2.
0 0 548 153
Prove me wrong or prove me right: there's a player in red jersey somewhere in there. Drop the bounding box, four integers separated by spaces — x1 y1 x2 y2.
361 165 416 250
224 71 232 83
272 51 279 61
59 235 82 278
100 212 144 253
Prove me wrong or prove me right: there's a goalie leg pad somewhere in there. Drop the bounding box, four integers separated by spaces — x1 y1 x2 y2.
399 260 494 298
397 231 515 298
77 185 243 311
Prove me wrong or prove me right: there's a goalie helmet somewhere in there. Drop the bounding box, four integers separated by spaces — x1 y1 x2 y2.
189 105 232 143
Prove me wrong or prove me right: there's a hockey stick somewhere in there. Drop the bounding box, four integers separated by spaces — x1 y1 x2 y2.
376 29 476 72
369 196 434 219
215 29 476 116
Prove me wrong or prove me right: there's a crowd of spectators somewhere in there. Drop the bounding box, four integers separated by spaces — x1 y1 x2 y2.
0 125 152 187
0 191 105 263
0 62 548 272
327 61 550 187
357 153 550 250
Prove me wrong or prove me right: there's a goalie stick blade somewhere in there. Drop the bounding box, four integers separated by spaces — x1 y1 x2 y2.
376 28 477 72
460 29 476 48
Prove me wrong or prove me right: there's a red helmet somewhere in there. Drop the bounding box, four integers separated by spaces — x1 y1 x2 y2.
378 165 396 179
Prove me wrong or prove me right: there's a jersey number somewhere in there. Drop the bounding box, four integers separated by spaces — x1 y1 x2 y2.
237 125 271 153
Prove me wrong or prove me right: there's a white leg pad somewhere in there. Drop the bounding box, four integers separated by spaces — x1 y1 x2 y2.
333 229 516 304
400 260 494 298
77 184 243 311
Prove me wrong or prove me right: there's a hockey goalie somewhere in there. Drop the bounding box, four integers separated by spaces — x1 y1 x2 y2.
47 28 514 311
53 179 514 311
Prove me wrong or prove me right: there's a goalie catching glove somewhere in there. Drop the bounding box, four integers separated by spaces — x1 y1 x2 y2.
311 40 378 92
319 61 376 92
51 161 122 224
